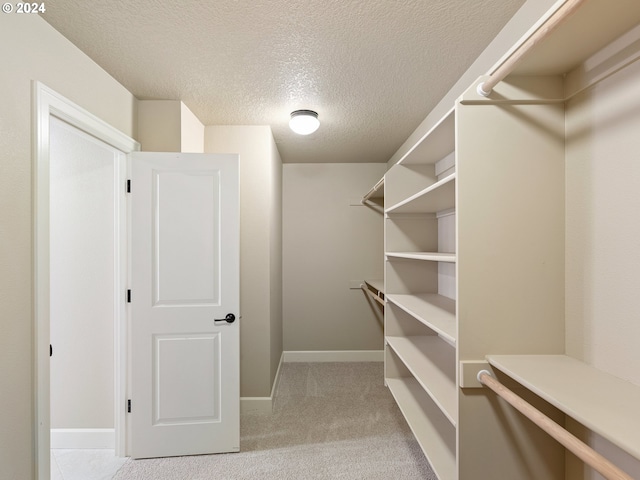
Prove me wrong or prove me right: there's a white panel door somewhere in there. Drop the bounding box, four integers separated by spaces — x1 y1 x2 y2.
130 152 239 459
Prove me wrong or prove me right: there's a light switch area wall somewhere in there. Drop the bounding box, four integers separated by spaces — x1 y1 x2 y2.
283 163 386 351
49 117 119 430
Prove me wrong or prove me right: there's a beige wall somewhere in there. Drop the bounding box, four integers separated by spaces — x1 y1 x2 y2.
0 14 137 480
204 126 282 397
565 40 640 479
282 163 386 351
137 100 181 152
137 100 204 153
566 51 640 386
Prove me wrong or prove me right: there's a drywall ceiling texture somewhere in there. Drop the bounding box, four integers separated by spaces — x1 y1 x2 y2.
42 0 525 164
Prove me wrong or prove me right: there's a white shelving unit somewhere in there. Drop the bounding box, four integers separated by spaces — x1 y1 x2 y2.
384 104 457 478
383 1 640 478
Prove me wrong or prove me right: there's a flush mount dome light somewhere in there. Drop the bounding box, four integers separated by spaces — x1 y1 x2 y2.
289 110 319 135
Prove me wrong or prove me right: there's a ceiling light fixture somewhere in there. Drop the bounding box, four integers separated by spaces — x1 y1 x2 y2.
289 110 319 135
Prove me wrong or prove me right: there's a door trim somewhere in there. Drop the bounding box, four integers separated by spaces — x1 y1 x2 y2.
32 82 139 479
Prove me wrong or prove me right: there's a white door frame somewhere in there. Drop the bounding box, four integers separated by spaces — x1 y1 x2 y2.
32 82 139 480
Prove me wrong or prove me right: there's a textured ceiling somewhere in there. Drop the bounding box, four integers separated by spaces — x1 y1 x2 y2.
42 0 525 163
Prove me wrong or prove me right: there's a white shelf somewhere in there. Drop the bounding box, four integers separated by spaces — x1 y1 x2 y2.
387 336 457 425
386 252 456 263
511 0 640 77
487 355 640 460
386 377 456 480
397 109 455 166
386 172 455 214
386 294 456 344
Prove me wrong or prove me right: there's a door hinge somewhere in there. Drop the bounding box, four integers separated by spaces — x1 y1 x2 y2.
126 179 131 193
127 289 131 303
127 399 132 413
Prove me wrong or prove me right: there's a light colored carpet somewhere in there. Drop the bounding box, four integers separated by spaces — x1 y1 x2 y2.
113 362 436 479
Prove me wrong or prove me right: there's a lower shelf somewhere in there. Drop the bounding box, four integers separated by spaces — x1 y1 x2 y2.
386 336 457 425
386 377 456 480
487 354 640 460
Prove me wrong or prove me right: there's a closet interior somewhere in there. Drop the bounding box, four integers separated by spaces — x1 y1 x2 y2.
362 0 640 478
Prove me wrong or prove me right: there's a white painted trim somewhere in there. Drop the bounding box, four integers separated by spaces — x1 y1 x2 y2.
50 429 115 449
240 351 284 414
436 208 456 219
283 350 384 362
33 82 139 480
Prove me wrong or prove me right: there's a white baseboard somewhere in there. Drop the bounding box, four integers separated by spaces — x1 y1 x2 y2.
240 351 285 415
240 350 383 413
50 428 114 449
283 350 384 362
240 396 273 415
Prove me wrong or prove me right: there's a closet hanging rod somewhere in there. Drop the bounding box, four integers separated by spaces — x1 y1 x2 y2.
362 177 384 203
361 284 385 306
477 370 633 480
477 0 587 96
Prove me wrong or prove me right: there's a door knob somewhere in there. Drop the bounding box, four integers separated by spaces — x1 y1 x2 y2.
214 313 236 324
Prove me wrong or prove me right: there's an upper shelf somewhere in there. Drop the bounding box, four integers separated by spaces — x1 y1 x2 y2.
386 173 455 214
509 0 640 76
487 354 640 460
396 109 455 166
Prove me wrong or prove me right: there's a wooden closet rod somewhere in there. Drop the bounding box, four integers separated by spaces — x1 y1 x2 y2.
362 177 384 203
361 285 385 306
477 371 633 480
477 0 587 96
